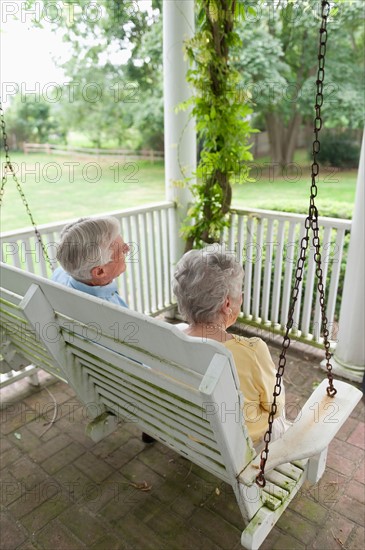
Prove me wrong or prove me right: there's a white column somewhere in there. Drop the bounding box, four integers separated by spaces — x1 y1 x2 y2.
163 0 196 264
328 131 365 382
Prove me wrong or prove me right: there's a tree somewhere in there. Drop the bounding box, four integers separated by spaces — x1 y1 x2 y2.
21 0 363 160
4 95 62 146
123 13 164 149
234 0 365 166
55 65 137 148
33 0 164 149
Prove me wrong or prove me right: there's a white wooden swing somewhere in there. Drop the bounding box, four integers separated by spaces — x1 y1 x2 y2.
0 2 363 548
0 262 362 549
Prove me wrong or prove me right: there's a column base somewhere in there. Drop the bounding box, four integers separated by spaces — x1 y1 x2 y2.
320 356 364 384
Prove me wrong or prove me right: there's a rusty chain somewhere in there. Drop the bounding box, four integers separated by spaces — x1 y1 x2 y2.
0 102 54 271
256 1 336 489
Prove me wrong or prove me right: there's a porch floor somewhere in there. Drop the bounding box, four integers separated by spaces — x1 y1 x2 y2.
1 336 364 550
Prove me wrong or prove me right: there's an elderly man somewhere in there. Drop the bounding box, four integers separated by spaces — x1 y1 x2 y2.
52 216 129 307
52 216 156 444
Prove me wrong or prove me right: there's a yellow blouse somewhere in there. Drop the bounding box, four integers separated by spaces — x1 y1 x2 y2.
224 335 285 445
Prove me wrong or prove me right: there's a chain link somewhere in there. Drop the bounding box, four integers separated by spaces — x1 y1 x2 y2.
256 1 335 489
0 103 54 271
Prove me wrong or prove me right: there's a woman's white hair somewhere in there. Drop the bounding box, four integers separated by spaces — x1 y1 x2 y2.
172 245 244 324
56 216 121 281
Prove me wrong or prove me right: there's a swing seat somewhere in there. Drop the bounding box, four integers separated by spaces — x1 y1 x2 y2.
0 262 362 549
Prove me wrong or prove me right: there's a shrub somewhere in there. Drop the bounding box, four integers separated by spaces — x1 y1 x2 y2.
274 203 353 220
313 131 360 168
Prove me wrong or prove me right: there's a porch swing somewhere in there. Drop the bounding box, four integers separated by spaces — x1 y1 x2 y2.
0 2 362 549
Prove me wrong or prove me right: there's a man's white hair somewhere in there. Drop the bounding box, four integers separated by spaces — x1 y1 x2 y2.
56 216 121 281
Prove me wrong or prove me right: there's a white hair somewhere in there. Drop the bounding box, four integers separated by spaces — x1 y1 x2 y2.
172 245 244 324
56 217 121 281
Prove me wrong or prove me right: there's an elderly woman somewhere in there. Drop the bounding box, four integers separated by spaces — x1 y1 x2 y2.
172 246 289 448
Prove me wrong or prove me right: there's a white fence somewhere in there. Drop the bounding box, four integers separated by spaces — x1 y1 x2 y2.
0 204 351 346
23 143 164 162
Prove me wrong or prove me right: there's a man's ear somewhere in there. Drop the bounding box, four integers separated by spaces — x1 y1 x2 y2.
90 265 105 280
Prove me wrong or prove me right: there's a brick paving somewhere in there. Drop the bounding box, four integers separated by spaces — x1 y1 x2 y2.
1 339 364 550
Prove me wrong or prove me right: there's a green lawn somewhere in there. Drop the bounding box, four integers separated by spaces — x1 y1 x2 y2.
1 153 166 232
0 151 357 232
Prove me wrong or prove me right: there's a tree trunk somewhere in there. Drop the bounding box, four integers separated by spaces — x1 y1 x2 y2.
284 112 302 165
266 112 283 165
265 111 302 171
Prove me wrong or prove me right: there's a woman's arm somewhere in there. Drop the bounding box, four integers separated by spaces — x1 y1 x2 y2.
254 339 285 417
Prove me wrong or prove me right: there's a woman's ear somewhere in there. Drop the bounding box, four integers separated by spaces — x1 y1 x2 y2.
221 296 231 315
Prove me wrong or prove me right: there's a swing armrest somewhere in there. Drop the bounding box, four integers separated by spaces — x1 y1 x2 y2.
239 379 362 485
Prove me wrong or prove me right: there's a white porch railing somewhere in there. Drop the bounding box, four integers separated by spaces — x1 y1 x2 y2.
0 202 176 316
224 208 351 345
0 203 351 346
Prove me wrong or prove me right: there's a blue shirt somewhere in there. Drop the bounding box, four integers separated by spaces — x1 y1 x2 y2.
52 267 128 308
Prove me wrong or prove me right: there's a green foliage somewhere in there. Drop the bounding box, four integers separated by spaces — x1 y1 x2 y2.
235 0 364 120
25 0 164 150
22 0 363 159
234 0 365 163
181 0 256 249
315 131 361 168
54 66 136 148
125 17 164 150
270 202 354 220
4 95 64 145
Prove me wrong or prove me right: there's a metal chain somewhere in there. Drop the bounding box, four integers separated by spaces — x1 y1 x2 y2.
256 0 335 489
0 102 54 271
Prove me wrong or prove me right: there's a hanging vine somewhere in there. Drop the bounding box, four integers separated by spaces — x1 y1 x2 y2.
179 0 256 250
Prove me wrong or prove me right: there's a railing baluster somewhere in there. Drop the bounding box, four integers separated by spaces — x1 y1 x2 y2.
43 232 58 276
147 211 158 313
293 223 306 333
233 213 244 317
252 217 264 321
134 214 145 313
140 213 151 315
1 239 21 268
301 244 316 339
125 216 137 311
261 218 274 323
155 209 164 310
38 236 49 278
163 208 172 307
271 220 285 325
280 221 297 329
313 226 332 342
243 216 254 318
236 214 244 265
118 217 129 306
21 236 34 273
228 213 236 254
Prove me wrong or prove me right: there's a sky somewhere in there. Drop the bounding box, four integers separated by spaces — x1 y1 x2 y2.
0 0 153 109
1 2 69 109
